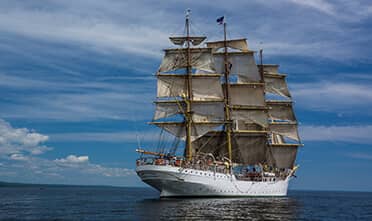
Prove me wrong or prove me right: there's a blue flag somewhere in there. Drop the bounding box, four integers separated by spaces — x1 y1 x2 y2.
216 16 224 25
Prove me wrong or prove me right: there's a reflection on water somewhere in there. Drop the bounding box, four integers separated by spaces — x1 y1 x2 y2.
136 197 299 220
3 187 371 221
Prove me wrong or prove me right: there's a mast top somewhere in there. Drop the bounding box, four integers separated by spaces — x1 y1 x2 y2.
186 9 191 19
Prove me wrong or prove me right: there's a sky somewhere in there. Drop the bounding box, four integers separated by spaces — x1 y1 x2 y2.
0 0 371 191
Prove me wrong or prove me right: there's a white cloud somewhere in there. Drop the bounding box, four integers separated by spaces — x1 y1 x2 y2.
0 1 170 58
53 154 134 177
0 119 136 185
292 81 372 112
0 71 155 121
0 0 370 61
301 125 372 144
0 119 51 157
55 155 89 164
52 154 135 177
9 153 28 161
279 0 372 22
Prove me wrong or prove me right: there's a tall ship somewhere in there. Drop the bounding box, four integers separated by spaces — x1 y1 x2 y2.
136 11 302 197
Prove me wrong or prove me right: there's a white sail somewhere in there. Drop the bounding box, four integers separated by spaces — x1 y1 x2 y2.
269 122 300 141
229 84 265 106
264 73 291 98
192 102 225 122
159 48 215 73
231 109 268 128
157 75 185 98
154 101 224 121
206 38 249 52
157 75 224 100
152 122 223 141
154 101 182 120
214 52 261 82
267 101 296 122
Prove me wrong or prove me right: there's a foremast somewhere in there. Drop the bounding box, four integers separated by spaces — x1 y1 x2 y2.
185 9 193 161
222 21 233 162
151 10 225 162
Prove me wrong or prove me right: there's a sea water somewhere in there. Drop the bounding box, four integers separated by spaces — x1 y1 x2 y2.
0 186 371 220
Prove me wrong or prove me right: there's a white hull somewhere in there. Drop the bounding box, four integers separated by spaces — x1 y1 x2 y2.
136 165 289 197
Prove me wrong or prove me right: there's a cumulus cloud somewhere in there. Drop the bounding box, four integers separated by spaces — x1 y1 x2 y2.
0 119 135 185
55 155 89 164
0 119 51 157
53 155 134 177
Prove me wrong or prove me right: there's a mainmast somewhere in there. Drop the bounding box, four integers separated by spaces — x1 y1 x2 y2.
259 46 264 83
222 20 233 161
185 9 193 161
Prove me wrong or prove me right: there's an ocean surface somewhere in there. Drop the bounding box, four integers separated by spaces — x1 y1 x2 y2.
0 185 371 221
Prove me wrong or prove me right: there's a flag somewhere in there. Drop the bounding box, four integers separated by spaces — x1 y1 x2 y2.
216 16 224 25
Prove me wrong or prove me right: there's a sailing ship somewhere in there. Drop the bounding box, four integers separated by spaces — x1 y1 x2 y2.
136 11 302 197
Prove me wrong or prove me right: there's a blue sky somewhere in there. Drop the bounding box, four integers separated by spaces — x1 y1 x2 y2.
0 0 371 191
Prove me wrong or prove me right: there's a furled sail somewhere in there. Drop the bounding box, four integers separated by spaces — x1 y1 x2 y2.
206 39 249 52
264 73 291 98
267 100 296 122
267 144 298 169
214 52 261 82
159 48 215 73
151 122 223 141
157 75 224 100
229 83 265 106
169 36 206 46
269 122 300 141
154 101 224 121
